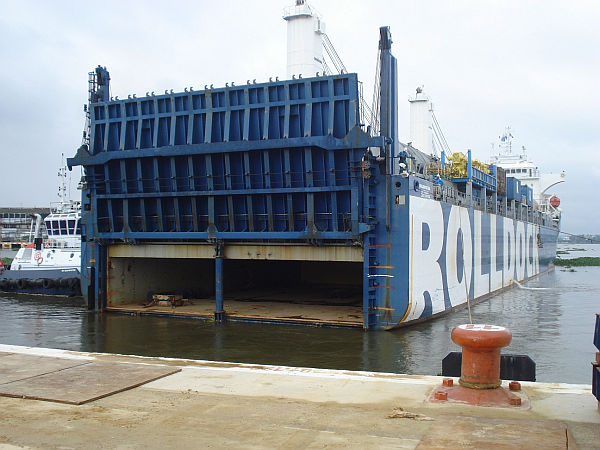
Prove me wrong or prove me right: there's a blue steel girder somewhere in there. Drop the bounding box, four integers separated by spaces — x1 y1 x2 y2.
71 137 380 241
69 133 381 167
70 74 384 245
79 160 374 240
83 74 362 154
91 230 370 240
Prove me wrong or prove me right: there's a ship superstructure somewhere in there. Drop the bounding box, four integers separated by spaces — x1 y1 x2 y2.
489 127 565 220
0 164 82 295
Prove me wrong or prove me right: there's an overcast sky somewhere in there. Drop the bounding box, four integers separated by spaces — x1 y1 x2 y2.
1 0 598 234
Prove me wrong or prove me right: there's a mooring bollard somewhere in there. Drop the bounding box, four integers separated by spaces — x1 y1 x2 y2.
451 324 512 389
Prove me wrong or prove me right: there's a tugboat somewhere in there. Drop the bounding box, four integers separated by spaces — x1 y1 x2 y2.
0 165 81 296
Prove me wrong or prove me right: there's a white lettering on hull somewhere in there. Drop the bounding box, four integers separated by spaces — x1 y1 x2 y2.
446 206 472 308
409 196 541 321
515 221 526 281
490 215 503 292
503 216 515 287
409 199 444 320
473 210 489 299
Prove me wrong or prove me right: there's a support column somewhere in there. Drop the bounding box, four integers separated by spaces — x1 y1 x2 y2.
481 187 487 212
520 204 523 221
492 191 498 214
214 242 225 322
95 243 107 310
467 181 473 208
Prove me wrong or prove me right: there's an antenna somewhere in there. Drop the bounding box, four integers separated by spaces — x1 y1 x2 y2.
56 153 71 212
499 126 513 155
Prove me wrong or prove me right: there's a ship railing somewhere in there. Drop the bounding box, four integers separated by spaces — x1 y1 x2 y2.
43 239 72 249
434 181 555 228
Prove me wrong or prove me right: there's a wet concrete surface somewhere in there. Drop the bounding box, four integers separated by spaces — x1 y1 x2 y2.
0 352 179 405
0 345 597 449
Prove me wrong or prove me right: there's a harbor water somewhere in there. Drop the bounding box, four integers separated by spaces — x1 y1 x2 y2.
0 244 598 384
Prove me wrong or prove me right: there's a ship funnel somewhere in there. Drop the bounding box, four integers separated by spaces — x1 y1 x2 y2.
283 1 324 79
408 87 434 155
32 214 42 240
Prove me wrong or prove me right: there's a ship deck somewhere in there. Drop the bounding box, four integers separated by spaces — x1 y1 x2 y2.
107 292 364 327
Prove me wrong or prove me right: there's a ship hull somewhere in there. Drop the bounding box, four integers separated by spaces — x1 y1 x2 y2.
66 70 560 329
0 268 81 296
371 179 559 329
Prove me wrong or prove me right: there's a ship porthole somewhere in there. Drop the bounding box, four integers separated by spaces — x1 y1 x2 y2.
413 180 420 191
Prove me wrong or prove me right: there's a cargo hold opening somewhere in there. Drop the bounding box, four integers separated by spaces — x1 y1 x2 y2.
106 257 215 306
223 259 363 325
105 244 364 327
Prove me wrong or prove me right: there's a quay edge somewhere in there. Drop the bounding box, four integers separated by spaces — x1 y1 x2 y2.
0 344 597 448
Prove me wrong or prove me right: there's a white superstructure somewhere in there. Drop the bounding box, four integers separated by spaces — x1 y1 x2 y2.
283 0 324 79
489 127 566 215
9 166 81 272
408 87 434 156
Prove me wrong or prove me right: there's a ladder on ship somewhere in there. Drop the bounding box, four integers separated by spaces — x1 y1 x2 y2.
363 159 379 329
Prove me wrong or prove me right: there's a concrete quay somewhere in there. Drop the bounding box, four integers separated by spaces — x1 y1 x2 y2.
0 344 598 449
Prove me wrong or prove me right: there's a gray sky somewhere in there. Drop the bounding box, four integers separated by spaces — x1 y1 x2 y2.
1 0 598 234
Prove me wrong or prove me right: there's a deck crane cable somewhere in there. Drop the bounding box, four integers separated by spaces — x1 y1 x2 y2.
358 81 375 132
321 32 347 74
358 81 375 133
431 110 451 157
458 210 473 324
432 112 451 151
432 131 446 158
370 47 381 136
320 31 375 132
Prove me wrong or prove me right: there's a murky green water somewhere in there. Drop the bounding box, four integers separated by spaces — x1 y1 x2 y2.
1 244 598 384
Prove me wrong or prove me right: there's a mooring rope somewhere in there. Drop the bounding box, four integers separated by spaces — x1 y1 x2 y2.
458 209 473 324
511 279 552 291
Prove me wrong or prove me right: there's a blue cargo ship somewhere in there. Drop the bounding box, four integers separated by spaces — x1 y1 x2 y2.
67 5 562 329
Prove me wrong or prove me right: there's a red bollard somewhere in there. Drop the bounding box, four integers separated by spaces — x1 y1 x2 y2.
451 324 512 389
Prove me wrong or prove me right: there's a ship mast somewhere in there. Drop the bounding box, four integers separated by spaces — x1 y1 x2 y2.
57 154 69 212
499 126 513 155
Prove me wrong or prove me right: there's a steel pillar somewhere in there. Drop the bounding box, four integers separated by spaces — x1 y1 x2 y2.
481 187 487 211
214 242 225 322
